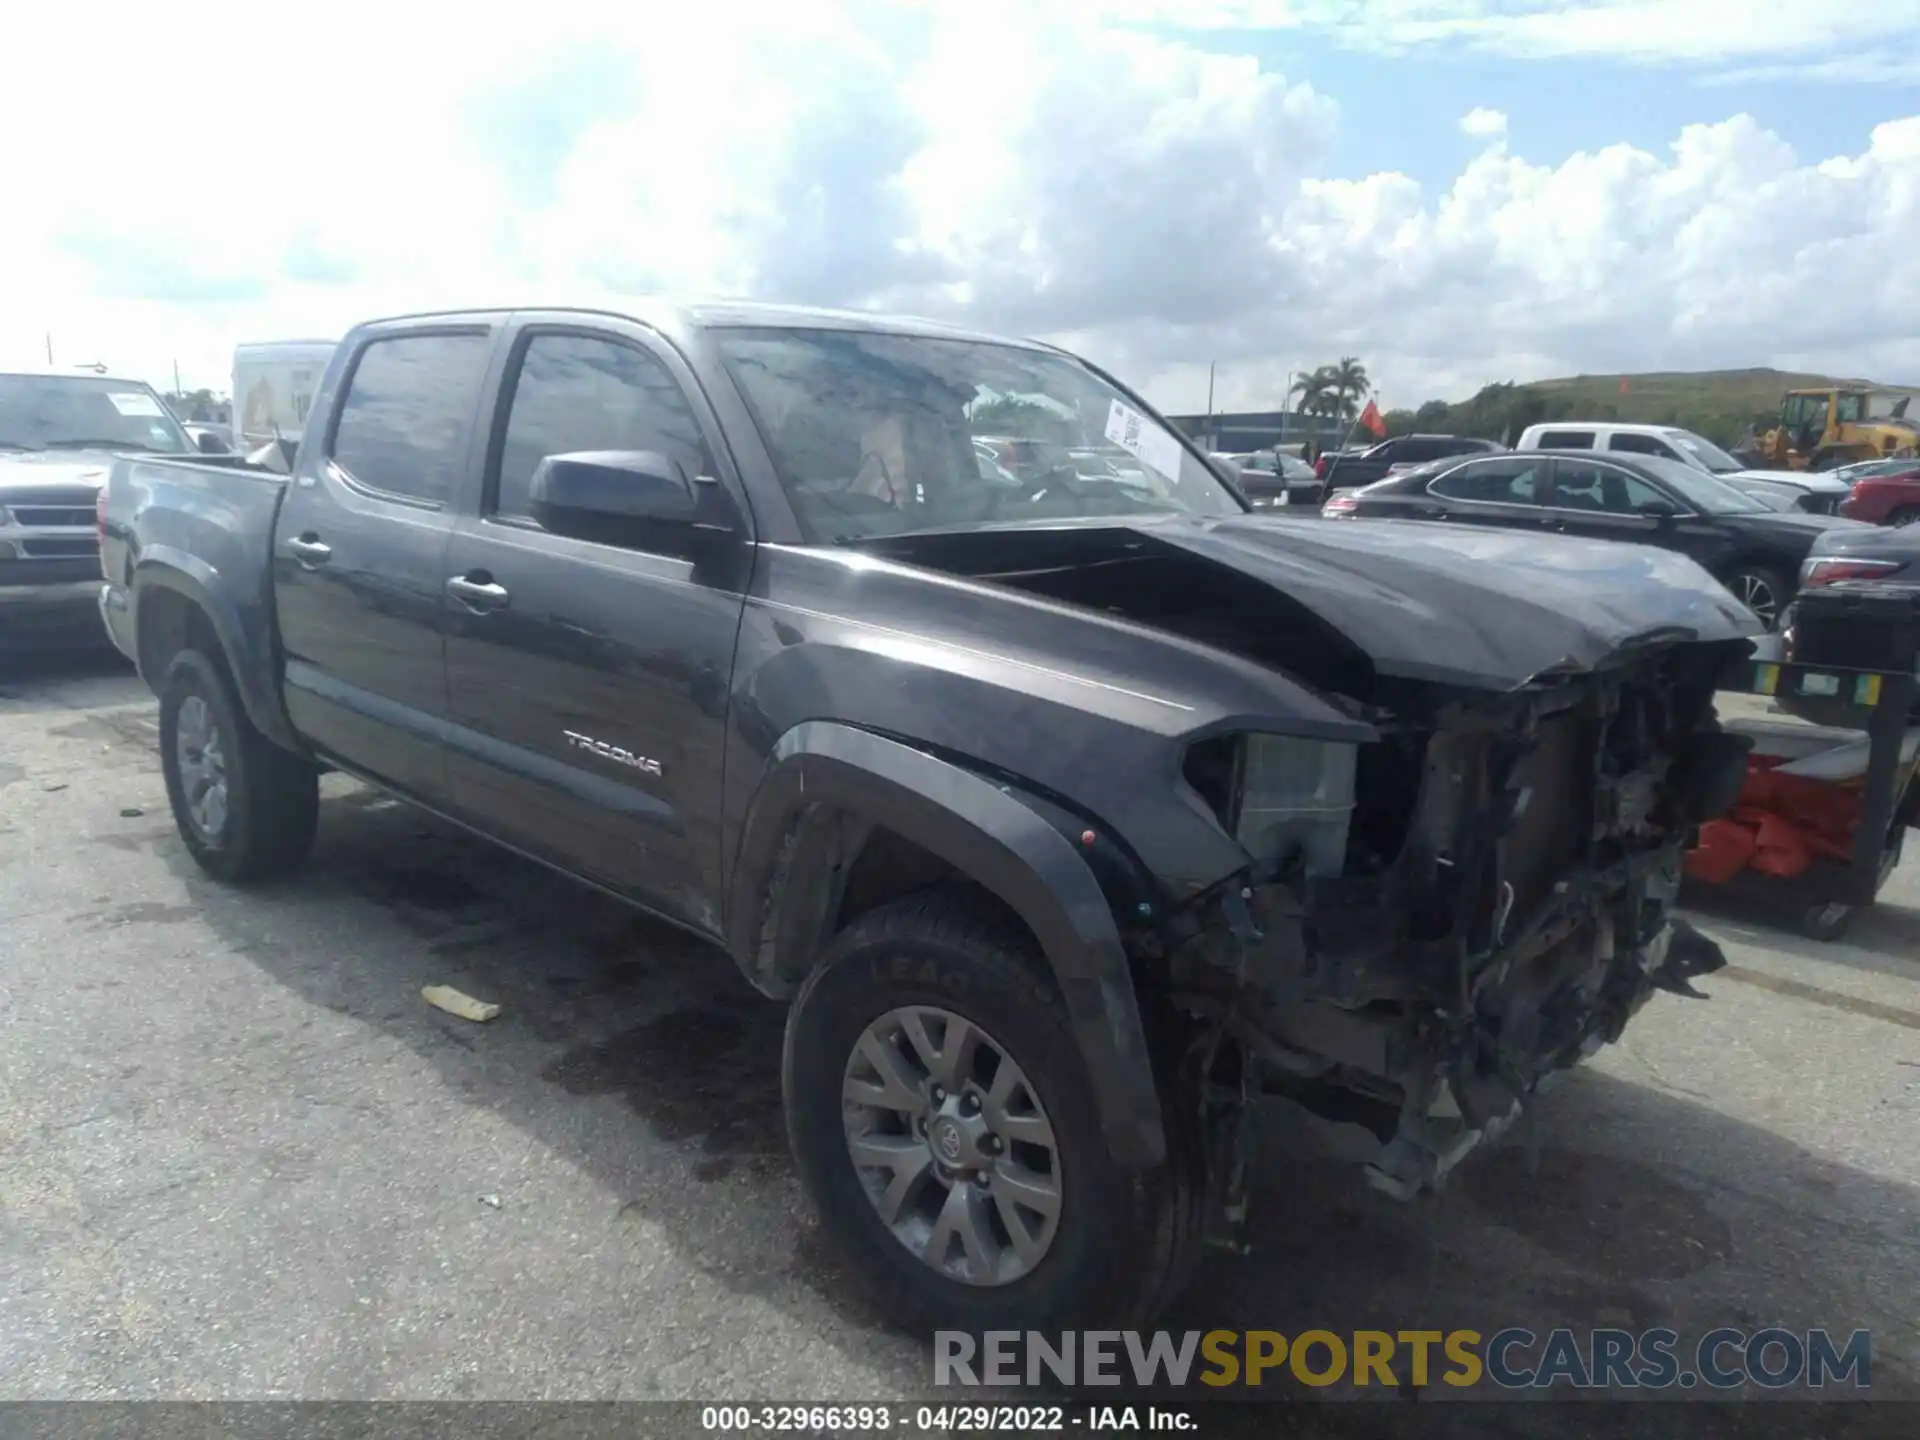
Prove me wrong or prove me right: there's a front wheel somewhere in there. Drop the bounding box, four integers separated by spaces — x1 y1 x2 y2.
158 648 319 882
783 888 1202 1334
1725 564 1792 630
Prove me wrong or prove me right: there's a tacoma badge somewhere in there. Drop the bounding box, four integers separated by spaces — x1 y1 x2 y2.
562 730 662 776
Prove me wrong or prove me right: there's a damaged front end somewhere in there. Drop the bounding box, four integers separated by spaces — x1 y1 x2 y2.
1151 639 1753 1205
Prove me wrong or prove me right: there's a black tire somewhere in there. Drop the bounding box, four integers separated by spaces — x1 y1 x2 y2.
1801 901 1853 943
1724 563 1793 630
158 647 319 882
1889 507 1920 528
783 886 1204 1335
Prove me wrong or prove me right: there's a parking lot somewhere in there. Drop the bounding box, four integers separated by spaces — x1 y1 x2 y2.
4 650 1919 1409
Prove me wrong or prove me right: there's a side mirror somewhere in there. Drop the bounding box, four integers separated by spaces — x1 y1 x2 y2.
196 430 232 455
529 449 710 546
1638 498 1680 519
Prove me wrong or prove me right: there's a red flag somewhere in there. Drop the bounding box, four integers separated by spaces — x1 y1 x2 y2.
1357 398 1386 438
1619 376 1630 395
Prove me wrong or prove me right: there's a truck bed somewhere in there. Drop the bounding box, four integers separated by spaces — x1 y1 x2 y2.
99 455 293 744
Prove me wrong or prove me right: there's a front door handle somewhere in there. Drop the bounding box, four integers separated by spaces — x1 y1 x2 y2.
447 575 510 610
286 535 332 566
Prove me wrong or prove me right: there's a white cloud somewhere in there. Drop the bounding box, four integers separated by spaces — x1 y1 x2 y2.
1459 107 1509 140
1 0 1918 418
1082 1 1920 72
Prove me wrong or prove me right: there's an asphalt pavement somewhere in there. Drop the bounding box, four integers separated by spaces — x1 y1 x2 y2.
2 650 1917 1413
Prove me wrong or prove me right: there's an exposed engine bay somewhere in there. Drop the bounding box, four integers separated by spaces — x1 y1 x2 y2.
1154 644 1752 1209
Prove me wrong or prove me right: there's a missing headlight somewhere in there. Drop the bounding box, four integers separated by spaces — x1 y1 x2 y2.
1186 733 1358 878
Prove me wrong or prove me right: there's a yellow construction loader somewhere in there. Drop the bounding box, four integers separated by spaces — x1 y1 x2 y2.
1752 387 1920 470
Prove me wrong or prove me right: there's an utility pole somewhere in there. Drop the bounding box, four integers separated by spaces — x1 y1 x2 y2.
173 360 183 398
1205 361 1217 450
45 333 53 365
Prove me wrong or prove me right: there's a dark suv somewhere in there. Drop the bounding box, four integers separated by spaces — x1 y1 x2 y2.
1316 433 1502 498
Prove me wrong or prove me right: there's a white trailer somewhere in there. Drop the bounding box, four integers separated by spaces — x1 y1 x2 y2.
232 340 337 452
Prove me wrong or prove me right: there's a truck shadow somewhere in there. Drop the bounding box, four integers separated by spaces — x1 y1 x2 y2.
1685 889 1920 979
0 645 137 709
173 786 1920 1409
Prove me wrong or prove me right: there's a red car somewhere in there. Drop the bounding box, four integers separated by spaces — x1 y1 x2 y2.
1836 458 1920 526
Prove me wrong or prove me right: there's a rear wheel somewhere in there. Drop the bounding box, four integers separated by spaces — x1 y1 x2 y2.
1889 507 1920 528
783 887 1203 1334
158 648 319 882
1725 564 1792 630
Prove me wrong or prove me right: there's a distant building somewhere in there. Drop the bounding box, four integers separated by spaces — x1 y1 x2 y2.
1166 409 1347 453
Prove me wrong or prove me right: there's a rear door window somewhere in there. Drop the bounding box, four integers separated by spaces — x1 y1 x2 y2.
329 332 493 504
1605 432 1680 461
1428 457 1546 504
1551 460 1672 513
1535 430 1597 450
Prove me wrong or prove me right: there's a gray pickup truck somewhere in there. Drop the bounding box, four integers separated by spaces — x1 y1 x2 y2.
1 370 222 651
100 300 1757 1334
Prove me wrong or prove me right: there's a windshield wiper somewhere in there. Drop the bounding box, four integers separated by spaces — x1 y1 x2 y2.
0 440 43 452
39 438 161 453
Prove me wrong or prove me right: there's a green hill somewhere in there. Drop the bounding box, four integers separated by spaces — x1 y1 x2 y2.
1388 367 1914 448
1522 367 1877 417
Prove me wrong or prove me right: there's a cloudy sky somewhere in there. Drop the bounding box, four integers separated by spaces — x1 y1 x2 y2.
3 0 1917 413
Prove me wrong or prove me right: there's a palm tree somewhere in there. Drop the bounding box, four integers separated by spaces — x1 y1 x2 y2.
1329 357 1369 421
1289 370 1332 418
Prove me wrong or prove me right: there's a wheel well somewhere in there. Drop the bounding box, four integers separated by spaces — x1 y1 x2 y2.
136 586 221 684
833 825 950 929
752 809 1045 996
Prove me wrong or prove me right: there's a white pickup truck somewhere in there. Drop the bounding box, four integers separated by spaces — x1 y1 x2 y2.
1515 422 1850 514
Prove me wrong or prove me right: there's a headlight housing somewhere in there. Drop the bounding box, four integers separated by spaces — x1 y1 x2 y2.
1186 732 1358 878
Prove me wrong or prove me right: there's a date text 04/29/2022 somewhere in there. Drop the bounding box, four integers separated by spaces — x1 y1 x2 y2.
699 1405 1195 1432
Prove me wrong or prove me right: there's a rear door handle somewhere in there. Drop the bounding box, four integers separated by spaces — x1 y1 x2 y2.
447 575 510 610
286 535 332 565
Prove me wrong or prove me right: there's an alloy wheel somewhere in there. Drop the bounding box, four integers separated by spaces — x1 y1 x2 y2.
175 694 230 843
1734 573 1779 628
841 1005 1062 1286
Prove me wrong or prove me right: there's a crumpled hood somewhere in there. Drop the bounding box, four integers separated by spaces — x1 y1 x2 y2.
0 451 113 495
1135 513 1761 690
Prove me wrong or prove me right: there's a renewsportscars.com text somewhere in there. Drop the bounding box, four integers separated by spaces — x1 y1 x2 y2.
934 1327 1872 1391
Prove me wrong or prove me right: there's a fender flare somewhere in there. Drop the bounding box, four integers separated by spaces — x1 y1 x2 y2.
728 721 1167 1170
129 550 304 753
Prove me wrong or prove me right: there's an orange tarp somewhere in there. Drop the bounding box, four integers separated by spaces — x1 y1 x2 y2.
1684 758 1862 883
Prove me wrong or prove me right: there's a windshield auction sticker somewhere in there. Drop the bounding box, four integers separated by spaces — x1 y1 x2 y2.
1104 399 1187 482
107 391 166 418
